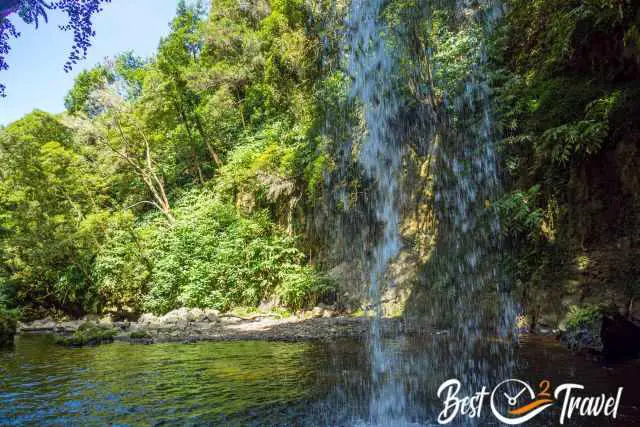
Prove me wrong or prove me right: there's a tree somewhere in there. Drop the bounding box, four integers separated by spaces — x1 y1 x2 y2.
0 0 111 96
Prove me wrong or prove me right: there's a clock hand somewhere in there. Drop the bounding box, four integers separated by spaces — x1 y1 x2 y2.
513 387 527 400
504 392 517 406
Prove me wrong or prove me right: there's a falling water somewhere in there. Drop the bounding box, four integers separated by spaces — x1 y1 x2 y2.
344 0 517 425
346 0 409 424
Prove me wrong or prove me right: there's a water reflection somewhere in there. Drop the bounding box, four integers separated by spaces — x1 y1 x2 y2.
0 334 638 426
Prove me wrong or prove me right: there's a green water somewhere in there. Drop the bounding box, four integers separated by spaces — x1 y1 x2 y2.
1 334 639 426
0 335 333 426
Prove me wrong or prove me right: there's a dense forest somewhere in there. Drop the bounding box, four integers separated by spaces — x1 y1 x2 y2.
1 0 639 331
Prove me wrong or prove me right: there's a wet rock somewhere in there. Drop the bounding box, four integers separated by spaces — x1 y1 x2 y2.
129 330 153 344
55 320 85 333
560 316 604 355
54 323 118 347
560 310 640 361
19 317 57 332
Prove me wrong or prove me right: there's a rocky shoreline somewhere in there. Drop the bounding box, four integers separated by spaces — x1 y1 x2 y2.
17 307 410 344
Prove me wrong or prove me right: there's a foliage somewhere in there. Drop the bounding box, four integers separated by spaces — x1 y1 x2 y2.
492 0 640 311
565 305 602 329
0 0 112 96
137 190 331 313
0 307 17 345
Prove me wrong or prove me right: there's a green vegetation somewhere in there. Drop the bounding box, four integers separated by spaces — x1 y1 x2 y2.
54 323 118 347
565 305 603 329
0 0 335 318
129 330 152 340
0 308 17 345
1 0 638 326
492 0 640 316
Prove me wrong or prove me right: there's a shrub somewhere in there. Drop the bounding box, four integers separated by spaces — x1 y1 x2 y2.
97 190 332 314
565 305 602 329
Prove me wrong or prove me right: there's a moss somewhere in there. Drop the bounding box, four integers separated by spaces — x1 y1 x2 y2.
129 330 152 339
54 323 118 347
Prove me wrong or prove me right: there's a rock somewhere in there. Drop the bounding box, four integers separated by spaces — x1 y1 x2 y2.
219 316 242 325
204 308 219 322
98 316 114 327
560 316 603 355
311 307 324 318
81 314 100 322
56 320 84 333
137 313 158 325
322 309 336 318
129 330 153 344
561 309 640 361
113 321 130 331
162 307 190 324
187 308 206 322
54 323 118 347
258 300 277 312
20 317 57 332
601 314 640 360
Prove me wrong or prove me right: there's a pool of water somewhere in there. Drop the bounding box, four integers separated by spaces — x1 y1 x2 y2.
0 334 638 426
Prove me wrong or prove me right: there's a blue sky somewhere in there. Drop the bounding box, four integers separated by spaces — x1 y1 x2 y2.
0 0 179 126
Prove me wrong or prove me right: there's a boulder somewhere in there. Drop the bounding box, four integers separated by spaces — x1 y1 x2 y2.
561 321 603 355
187 308 206 322
161 307 189 324
98 316 114 327
20 317 57 332
137 313 159 325
311 307 324 318
219 316 242 325
54 323 118 347
204 308 219 322
561 310 640 360
191 322 216 333
55 320 84 333
322 309 336 318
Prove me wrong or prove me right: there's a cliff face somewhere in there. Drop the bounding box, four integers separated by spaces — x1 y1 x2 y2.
338 0 640 329
488 0 640 330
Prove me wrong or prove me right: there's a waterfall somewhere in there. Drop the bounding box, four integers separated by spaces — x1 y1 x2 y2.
342 0 517 424
346 0 408 424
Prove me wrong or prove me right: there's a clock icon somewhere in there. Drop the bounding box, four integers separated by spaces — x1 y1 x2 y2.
490 379 554 425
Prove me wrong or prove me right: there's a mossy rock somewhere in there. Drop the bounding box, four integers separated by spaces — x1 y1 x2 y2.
129 330 154 344
129 330 152 339
0 311 17 346
54 322 118 347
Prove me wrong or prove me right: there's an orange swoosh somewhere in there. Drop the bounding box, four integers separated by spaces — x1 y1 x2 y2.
509 399 554 415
